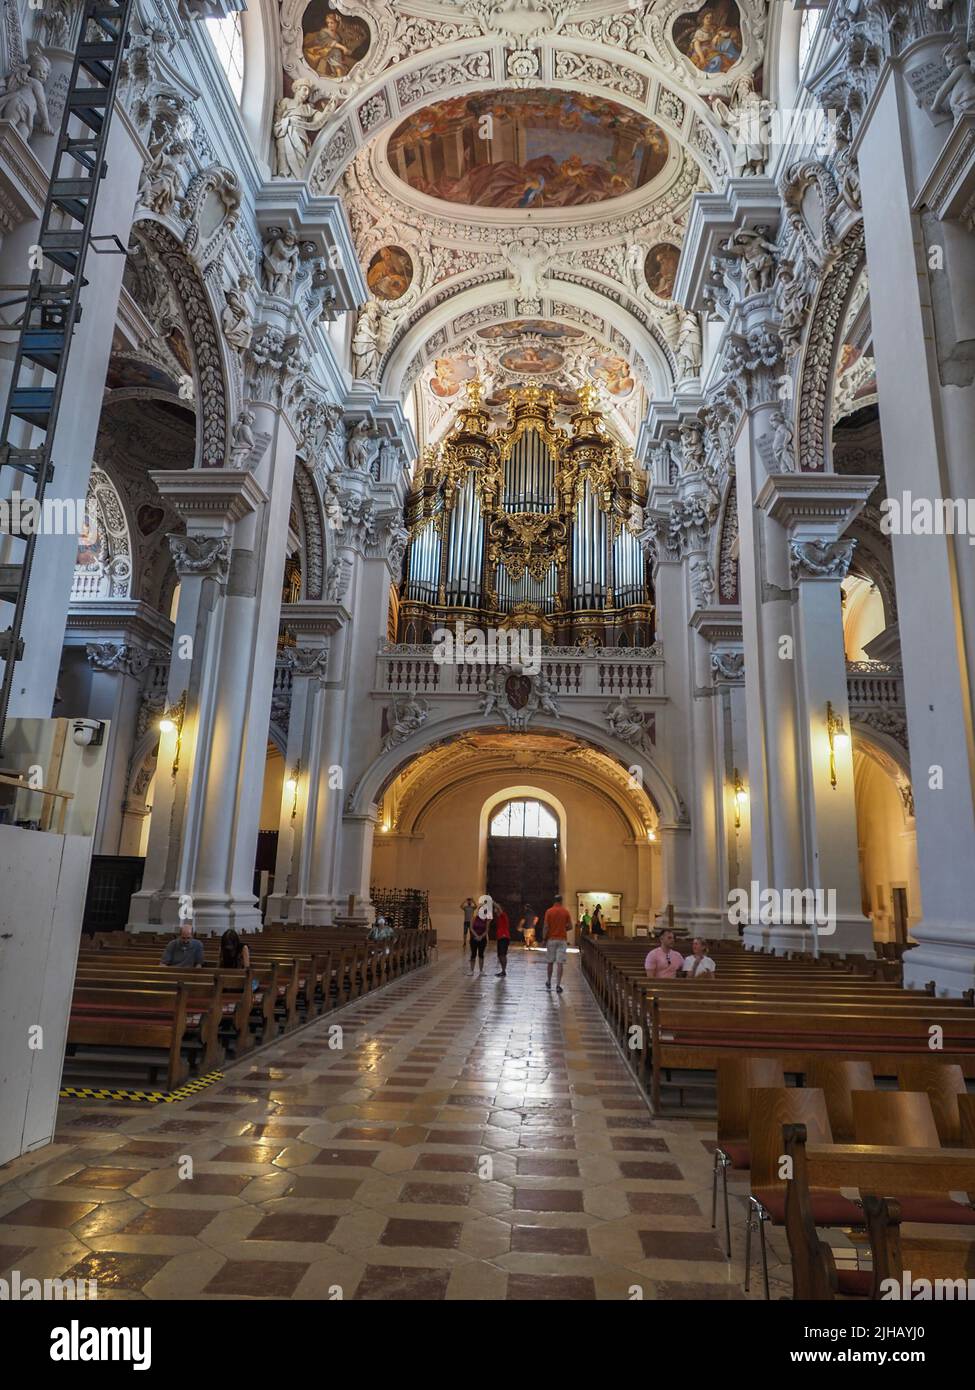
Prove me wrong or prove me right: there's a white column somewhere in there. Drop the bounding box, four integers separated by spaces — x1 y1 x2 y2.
265 605 338 924
855 47 975 993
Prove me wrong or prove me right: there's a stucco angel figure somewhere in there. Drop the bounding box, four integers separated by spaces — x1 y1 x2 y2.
931 41 975 122
221 274 254 352
675 310 703 380
712 78 772 177
346 418 379 472
479 668 509 720
606 697 652 751
272 81 334 179
229 408 256 468
722 226 778 296
351 300 382 380
775 259 811 357
0 45 54 142
262 229 301 297
769 410 796 472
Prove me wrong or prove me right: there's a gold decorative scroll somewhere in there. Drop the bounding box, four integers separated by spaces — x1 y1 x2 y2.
488 511 568 583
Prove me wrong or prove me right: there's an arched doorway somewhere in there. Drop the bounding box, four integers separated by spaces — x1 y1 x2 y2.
486 796 560 936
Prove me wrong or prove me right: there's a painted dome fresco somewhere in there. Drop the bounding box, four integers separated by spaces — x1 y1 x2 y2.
385 90 670 210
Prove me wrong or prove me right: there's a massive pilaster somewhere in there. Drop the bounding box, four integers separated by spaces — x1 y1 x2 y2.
675 179 875 953
809 1 975 989
265 602 343 925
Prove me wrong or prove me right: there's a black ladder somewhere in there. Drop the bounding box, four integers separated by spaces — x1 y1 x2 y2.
0 0 134 752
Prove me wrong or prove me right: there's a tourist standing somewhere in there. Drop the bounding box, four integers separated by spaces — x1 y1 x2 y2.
543 894 572 993
469 909 489 976
494 902 511 977
461 896 477 946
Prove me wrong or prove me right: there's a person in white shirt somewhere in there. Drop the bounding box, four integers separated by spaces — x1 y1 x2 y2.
683 937 716 978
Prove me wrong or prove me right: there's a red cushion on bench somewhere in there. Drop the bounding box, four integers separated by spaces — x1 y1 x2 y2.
836 1269 874 1298
758 1190 862 1226
717 1140 749 1168
895 1196 975 1225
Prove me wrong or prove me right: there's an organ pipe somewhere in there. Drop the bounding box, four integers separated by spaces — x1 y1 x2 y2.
399 382 652 641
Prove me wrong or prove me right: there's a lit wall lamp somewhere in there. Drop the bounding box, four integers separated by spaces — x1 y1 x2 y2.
732 768 747 829
647 827 657 843
158 693 186 779
285 760 301 820
826 701 850 790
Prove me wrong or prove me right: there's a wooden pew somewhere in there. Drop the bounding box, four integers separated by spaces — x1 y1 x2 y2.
783 1123 975 1300
66 982 194 1092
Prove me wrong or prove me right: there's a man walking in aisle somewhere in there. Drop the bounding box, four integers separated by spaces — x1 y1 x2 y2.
543 894 571 993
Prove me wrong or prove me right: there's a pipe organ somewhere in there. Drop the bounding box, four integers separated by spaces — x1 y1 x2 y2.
399 382 653 646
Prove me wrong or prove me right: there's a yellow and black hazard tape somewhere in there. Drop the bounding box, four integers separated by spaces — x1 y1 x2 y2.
59 1070 224 1104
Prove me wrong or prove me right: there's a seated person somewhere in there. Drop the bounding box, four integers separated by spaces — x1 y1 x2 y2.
161 919 204 968
682 936 715 978
644 927 683 978
219 928 250 969
367 915 395 945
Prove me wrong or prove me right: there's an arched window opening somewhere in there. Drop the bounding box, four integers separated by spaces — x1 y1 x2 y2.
490 798 558 840
799 7 825 76
206 14 245 104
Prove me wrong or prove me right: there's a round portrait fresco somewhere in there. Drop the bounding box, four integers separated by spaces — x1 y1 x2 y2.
367 245 413 301
387 90 669 210
673 0 743 75
644 243 681 300
301 1 370 80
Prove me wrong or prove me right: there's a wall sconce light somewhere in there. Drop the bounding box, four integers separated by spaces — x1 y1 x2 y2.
647 827 657 843
732 768 747 828
158 692 186 779
285 760 301 820
826 700 849 790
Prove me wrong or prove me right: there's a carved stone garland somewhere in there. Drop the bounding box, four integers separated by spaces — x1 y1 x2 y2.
135 220 230 469
796 221 866 472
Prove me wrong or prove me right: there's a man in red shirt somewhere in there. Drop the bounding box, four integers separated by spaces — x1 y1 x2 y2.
543 895 572 993
494 903 511 977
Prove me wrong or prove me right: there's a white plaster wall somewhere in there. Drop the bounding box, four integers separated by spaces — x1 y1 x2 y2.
0 826 91 1165
854 753 919 942
371 770 647 942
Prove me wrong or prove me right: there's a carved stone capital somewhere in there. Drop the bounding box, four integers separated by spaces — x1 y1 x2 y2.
789 537 856 583
168 533 232 584
85 641 156 678
284 644 330 680
244 323 309 416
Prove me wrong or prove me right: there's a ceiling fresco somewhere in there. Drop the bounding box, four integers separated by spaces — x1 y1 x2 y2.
385 91 670 210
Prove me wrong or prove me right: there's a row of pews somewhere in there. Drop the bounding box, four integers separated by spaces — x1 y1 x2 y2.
580 936 975 1300
580 936 975 1110
65 926 433 1094
718 1057 975 1300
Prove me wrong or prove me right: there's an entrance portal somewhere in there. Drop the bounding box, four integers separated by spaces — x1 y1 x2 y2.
486 798 559 938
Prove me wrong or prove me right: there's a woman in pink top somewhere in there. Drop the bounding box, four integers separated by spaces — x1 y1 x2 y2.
644 929 684 978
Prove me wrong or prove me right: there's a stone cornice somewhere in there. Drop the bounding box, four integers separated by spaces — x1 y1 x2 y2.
915 113 975 228
279 601 346 641
150 468 268 528
64 600 175 652
755 472 878 540
672 177 782 317
689 607 744 645
255 183 367 312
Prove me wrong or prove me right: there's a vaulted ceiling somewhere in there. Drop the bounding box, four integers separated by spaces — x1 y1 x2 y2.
275 0 770 447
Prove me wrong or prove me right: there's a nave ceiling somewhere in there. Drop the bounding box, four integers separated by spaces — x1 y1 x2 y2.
267 0 772 453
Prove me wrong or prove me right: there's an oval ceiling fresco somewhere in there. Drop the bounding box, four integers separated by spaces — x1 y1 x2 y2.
386 91 670 210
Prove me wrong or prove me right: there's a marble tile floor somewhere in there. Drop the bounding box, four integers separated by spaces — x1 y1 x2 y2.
0 944 807 1300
